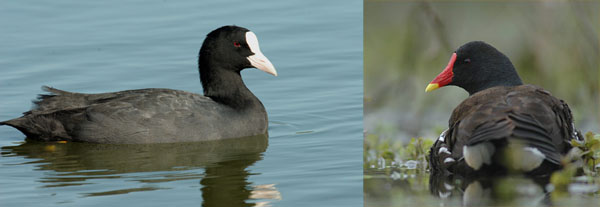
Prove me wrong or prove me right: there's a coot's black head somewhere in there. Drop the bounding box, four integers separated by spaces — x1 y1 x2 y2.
426 41 523 95
199 25 277 77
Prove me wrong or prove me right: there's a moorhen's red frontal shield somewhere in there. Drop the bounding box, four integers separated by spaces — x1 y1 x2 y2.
426 53 456 92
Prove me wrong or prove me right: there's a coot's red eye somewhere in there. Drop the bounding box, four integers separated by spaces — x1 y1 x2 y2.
233 41 241 47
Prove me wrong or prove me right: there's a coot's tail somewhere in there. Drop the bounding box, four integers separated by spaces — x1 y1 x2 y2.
1 115 74 142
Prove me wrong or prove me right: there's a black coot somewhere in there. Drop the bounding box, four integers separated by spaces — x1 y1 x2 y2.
1 25 277 143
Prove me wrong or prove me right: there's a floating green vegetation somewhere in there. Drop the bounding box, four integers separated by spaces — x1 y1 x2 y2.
550 132 600 199
364 134 438 206
364 131 600 206
364 134 433 171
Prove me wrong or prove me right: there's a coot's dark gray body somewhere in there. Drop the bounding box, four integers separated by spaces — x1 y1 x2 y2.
1 25 277 143
3 87 267 143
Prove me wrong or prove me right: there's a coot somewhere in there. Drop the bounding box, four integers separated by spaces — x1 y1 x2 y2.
1 25 277 143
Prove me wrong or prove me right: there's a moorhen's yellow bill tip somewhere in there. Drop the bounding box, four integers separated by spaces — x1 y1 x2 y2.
425 83 440 92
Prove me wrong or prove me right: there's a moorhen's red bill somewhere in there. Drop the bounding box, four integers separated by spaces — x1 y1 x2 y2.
427 41 582 176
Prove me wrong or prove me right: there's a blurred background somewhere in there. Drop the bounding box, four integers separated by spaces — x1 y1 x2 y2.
365 1 599 142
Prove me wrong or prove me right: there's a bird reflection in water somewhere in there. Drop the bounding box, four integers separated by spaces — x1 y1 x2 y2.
1 134 281 206
429 172 552 207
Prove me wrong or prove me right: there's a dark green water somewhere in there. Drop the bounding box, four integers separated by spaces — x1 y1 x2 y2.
0 0 363 206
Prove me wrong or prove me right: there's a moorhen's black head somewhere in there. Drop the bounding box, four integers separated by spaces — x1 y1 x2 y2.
426 41 523 95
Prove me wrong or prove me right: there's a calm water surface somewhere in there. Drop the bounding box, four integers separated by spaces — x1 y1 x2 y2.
0 0 363 206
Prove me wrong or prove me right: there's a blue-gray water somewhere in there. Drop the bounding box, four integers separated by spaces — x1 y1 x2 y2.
0 0 363 206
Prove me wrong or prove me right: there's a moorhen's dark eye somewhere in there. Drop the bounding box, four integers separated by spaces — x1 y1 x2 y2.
233 41 241 47
464 58 471 63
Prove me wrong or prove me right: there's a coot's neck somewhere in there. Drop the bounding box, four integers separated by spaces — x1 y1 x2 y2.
199 61 261 110
465 66 523 96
